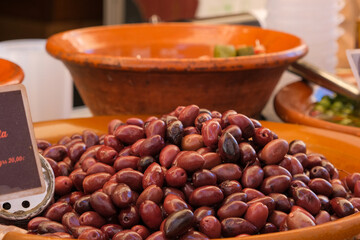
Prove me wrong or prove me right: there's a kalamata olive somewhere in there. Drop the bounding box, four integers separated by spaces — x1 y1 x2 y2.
166 119 184 146
195 113 212 131
55 176 73 196
101 224 123 239
74 195 92 214
58 136 71 145
260 223 277 234
136 185 163 207
346 173 360 192
180 230 209 240
163 209 195 238
108 119 123 135
181 134 204 151
308 178 333 197
199 215 221 239
83 129 99 148
41 232 73 238
43 202 72 222
217 201 248 220
116 168 144 192
332 183 348 198
292 173 310 184
241 165 264 189
143 162 165 189
57 161 72 176
202 152 222 169
79 145 102 163
114 156 140 171
194 206 215 224
218 132 240 162
286 209 315 230
115 124 145 145
176 151 205 172
139 135 165 157
27 217 50 232
118 205 140 228
292 187 321 215
258 139 289 165
315 210 331 225
189 186 224 207
318 195 331 211
111 183 135 208
163 194 191 215
96 146 118 165
159 144 180 168
68 142 86 163
211 163 242 183
192 169 217 188
140 200 163 230
79 211 106 228
219 180 242 196
113 230 142 240
310 166 330 181
244 202 268 230
221 217 257 237
90 191 117 217
37 221 68 234
178 104 200 127
202 119 222 149
83 172 111 194
72 226 98 238
223 192 248 205
268 193 291 213
238 142 257 166
263 165 292 179
46 158 61 178
126 117 144 127
182 183 195 202
330 197 355 217
79 157 96 172
61 212 80 232
86 162 115 176
228 114 255 139
222 125 242 143
145 119 166 139
131 225 150 239
165 166 187 187
242 188 265 201
103 134 123 153
43 145 68 162
146 231 168 240
268 210 287 229
220 110 237 128
305 154 323 169
349 197 360 210
260 175 291 195
288 140 306 155
247 196 275 214
253 127 273 147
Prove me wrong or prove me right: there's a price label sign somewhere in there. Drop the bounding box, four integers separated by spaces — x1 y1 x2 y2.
0 84 45 202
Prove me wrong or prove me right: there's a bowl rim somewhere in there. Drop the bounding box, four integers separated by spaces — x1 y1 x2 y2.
46 23 308 72
0 58 24 85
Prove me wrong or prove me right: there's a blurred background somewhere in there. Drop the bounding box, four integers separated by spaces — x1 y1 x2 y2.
0 0 359 122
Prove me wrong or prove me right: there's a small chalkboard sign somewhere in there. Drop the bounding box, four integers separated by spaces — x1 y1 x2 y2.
0 84 45 202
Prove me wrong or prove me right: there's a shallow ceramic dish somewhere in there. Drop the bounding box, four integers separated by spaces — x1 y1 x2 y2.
46 23 307 117
0 58 24 85
4 116 360 240
274 80 360 137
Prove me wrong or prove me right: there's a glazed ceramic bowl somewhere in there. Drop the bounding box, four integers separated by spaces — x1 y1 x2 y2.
274 80 360 137
3 117 360 240
46 23 307 117
0 58 24 85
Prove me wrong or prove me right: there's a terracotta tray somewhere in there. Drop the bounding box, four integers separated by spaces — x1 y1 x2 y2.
274 80 360 137
3 116 360 240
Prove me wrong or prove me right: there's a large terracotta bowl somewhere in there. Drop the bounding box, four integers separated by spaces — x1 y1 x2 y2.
0 58 24 85
3 117 360 240
46 23 307 117
274 80 360 137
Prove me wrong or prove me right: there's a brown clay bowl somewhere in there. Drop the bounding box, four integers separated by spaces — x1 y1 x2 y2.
0 58 24 86
3 116 360 240
46 23 307 117
274 80 360 137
